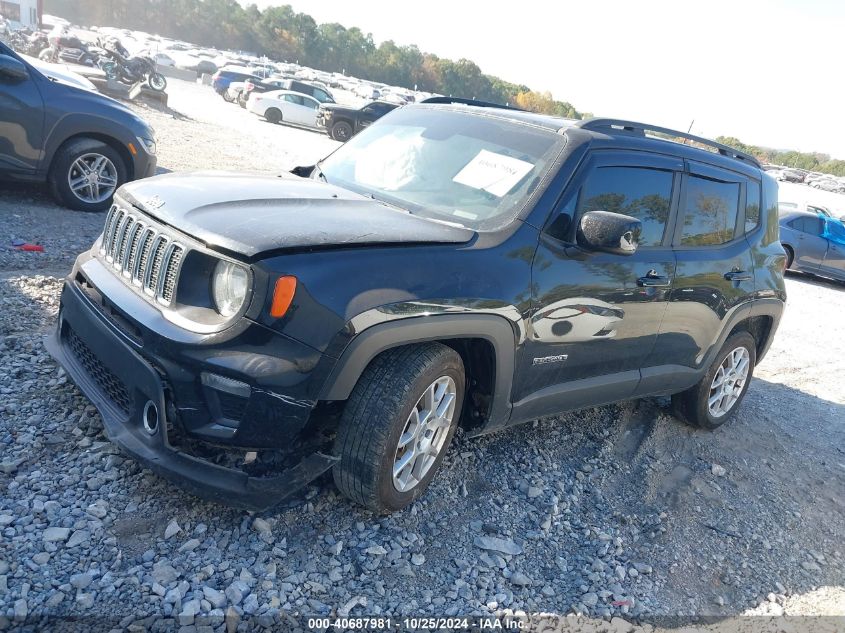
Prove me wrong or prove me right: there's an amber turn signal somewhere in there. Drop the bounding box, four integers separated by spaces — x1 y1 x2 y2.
270 276 297 318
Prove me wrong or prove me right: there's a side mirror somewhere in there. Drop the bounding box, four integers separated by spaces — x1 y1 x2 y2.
0 54 28 81
577 210 641 256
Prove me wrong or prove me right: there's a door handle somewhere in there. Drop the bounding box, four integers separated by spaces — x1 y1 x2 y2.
637 270 671 287
724 271 752 282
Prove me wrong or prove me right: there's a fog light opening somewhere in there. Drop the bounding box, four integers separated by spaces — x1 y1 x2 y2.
142 400 159 435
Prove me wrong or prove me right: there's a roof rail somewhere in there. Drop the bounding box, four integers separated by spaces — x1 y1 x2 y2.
420 96 524 112
576 118 761 167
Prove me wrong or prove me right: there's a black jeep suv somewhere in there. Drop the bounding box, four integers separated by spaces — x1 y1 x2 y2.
47 103 786 513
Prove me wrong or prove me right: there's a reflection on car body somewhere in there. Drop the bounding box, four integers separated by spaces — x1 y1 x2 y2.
531 298 624 342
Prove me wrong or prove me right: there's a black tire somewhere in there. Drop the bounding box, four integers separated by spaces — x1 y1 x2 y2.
331 120 353 142
222 89 235 103
147 73 167 92
671 331 757 430
783 245 794 269
48 138 127 212
265 108 282 124
333 343 465 513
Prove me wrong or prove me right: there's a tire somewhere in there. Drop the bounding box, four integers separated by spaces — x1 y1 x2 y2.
147 73 167 92
783 245 794 269
222 89 235 103
331 120 353 142
333 343 465 513
671 331 756 430
265 108 282 124
48 138 127 212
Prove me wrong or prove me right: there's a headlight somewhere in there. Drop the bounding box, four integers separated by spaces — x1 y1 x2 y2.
137 136 157 155
211 260 249 317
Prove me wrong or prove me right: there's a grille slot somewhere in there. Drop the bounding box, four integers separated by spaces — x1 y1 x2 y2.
160 245 184 303
65 325 132 413
145 235 169 296
96 205 187 306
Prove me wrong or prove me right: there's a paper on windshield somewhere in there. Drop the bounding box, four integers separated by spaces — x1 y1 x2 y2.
452 150 534 197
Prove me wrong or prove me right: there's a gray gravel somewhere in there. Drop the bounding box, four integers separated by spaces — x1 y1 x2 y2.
1 80 844 629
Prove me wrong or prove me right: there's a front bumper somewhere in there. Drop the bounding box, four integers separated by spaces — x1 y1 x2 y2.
46 258 338 511
133 147 157 180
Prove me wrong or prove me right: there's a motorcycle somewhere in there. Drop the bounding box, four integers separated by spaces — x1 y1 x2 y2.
98 38 167 92
9 29 49 57
39 30 98 66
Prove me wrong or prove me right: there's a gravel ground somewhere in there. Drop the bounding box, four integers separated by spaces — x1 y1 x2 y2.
1 80 844 630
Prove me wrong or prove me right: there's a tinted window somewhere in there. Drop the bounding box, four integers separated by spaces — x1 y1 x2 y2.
578 166 673 247
790 217 824 235
679 175 739 246
746 181 761 232
284 94 304 105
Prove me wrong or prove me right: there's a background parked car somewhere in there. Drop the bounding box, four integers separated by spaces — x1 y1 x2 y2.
779 211 845 282
316 100 398 141
210 67 261 96
778 169 804 183
241 77 335 106
247 89 321 128
0 41 156 211
811 178 845 193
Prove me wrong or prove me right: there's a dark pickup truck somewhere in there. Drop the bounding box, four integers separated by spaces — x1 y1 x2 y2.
316 101 398 141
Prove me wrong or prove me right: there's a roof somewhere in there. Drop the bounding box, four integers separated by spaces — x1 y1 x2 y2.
416 99 760 169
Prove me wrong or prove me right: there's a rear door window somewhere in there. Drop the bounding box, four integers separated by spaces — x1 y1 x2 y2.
678 175 740 246
790 217 824 235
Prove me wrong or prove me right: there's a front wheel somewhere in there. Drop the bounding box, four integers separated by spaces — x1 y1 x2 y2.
331 120 353 142
672 331 756 429
48 138 127 212
333 343 465 513
147 73 167 92
265 108 282 124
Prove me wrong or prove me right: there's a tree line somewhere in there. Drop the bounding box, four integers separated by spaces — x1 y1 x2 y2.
716 136 845 177
43 1 843 174
43 0 585 118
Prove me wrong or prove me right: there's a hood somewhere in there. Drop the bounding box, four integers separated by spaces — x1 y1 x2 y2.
118 172 475 258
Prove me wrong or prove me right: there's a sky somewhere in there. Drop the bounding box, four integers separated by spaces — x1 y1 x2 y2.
247 0 845 159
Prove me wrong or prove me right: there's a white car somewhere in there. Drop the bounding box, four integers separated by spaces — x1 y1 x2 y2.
247 90 321 128
22 54 98 91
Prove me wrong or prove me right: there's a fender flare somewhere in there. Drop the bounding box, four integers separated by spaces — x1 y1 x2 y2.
318 314 518 426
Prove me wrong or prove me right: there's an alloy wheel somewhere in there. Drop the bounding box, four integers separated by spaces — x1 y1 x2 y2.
392 376 457 492
67 153 118 204
708 347 750 418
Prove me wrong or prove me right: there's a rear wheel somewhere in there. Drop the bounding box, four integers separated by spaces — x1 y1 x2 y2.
783 245 794 269
265 108 282 124
672 331 756 429
222 89 235 103
48 138 127 212
333 343 464 513
331 120 353 142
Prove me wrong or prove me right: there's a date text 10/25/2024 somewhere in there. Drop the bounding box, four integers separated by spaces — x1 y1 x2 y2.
307 616 525 630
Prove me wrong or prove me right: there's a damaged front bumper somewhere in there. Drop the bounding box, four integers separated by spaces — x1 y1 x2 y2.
45 268 338 512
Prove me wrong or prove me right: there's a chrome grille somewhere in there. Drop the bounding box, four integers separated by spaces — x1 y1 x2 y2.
99 204 187 306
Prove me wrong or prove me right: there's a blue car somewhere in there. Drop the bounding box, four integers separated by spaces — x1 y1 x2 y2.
210 69 263 95
779 210 845 282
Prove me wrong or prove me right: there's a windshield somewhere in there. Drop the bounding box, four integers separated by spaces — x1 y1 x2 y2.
318 107 565 230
